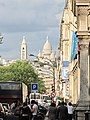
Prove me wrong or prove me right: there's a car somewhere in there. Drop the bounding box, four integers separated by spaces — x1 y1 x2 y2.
42 94 51 105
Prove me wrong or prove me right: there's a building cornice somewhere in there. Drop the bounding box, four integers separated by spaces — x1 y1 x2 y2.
76 3 90 6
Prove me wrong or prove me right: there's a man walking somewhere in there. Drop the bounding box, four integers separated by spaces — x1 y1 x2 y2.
57 101 68 120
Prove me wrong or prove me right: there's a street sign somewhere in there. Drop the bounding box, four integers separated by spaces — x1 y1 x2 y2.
31 83 38 92
51 92 56 98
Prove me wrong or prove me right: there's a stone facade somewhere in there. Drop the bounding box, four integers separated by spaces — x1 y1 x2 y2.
74 0 90 119
58 0 90 119
59 0 78 103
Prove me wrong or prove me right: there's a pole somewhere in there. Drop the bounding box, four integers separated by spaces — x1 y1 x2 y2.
0 33 3 44
34 92 36 99
88 42 90 110
53 67 55 92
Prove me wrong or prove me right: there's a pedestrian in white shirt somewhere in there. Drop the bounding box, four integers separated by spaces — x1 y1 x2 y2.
67 102 73 120
31 100 38 120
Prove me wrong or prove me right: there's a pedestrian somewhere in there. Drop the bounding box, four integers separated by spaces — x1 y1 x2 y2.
31 100 38 120
57 101 61 108
48 102 57 120
25 95 30 104
14 100 21 116
0 103 5 119
43 100 49 111
57 101 68 120
67 102 74 120
20 102 32 120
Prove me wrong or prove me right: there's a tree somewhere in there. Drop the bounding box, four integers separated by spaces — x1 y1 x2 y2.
0 60 45 93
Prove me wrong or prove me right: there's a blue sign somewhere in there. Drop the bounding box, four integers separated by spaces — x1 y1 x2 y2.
71 31 78 60
31 83 38 92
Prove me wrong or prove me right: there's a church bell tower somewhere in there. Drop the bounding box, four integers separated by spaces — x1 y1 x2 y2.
21 36 27 60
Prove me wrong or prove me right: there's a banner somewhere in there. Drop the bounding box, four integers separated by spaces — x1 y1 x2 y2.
71 31 78 60
61 67 69 80
62 61 69 67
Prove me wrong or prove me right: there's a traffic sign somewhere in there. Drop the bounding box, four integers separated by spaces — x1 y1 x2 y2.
51 92 56 98
31 83 38 92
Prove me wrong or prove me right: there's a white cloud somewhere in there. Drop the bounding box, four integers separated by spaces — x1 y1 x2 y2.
0 0 65 32
0 0 65 60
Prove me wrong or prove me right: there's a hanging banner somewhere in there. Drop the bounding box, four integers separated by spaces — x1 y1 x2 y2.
61 67 69 80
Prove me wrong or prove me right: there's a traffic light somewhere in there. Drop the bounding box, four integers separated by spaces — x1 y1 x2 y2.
51 85 55 92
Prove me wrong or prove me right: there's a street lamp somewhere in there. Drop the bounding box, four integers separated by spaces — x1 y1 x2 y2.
0 33 3 65
29 54 57 92
0 33 3 44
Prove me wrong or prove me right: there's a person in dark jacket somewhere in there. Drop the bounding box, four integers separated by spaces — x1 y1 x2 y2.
20 102 32 120
48 102 57 120
57 101 68 120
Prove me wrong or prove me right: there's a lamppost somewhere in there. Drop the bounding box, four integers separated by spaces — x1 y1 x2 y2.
0 33 3 65
29 54 57 93
0 33 3 44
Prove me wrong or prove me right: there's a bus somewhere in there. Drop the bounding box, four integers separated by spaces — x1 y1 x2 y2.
0 81 28 104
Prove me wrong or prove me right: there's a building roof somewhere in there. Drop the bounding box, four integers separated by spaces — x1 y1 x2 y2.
43 36 52 55
76 0 89 3
50 52 55 61
22 36 26 44
38 50 42 58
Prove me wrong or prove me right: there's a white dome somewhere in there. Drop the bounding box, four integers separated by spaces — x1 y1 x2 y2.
43 37 52 55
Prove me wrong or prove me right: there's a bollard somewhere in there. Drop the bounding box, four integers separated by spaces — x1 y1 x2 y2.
85 111 90 120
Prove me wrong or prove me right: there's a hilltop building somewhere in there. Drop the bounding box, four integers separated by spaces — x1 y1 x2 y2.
21 36 27 60
30 36 60 95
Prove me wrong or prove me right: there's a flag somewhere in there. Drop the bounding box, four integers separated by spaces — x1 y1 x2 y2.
71 31 78 60
61 61 69 81
61 67 69 80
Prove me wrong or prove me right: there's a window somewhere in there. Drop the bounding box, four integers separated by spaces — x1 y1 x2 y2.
0 83 21 90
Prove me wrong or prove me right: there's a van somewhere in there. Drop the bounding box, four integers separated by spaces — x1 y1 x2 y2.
42 94 51 105
29 93 43 105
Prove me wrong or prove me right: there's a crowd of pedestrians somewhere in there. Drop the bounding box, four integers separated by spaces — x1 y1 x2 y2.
47 101 74 120
0 98 74 120
0 99 40 120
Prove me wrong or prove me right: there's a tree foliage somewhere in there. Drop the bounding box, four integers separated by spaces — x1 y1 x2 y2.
0 60 45 93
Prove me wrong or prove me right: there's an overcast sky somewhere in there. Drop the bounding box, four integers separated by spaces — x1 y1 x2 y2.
0 0 65 60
